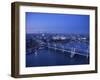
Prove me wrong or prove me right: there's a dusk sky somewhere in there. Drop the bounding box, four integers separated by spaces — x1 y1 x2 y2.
26 12 89 34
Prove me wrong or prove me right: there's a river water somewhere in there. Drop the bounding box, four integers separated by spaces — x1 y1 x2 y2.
26 48 89 67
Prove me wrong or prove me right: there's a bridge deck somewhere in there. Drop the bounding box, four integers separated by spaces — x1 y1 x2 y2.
46 46 89 58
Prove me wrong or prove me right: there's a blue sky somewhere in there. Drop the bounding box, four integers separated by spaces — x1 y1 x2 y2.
26 12 89 34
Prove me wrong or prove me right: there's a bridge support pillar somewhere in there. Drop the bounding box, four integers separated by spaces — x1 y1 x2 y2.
70 53 75 58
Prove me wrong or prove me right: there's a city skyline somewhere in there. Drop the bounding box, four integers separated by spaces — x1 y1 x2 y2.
26 12 89 34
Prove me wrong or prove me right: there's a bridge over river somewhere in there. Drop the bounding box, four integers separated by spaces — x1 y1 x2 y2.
26 39 89 67
38 41 89 59
44 42 89 58
45 44 89 58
